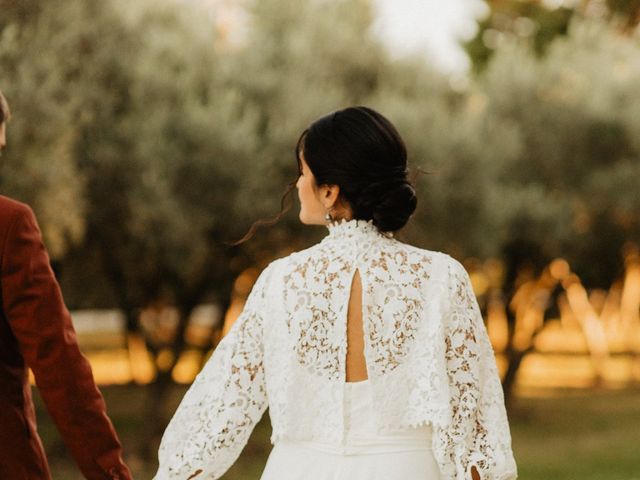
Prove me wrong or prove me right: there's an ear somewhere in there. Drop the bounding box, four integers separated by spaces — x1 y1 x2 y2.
319 184 341 209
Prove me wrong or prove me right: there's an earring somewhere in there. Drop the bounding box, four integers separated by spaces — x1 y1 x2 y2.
324 209 333 222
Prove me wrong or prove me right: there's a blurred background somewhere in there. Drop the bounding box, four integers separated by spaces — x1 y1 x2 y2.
1 0 640 478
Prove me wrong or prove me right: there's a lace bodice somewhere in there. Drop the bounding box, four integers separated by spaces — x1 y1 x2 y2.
154 218 518 480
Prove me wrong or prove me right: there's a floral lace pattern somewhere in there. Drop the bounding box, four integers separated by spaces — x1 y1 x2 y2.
154 262 276 480
154 218 518 480
363 247 432 375
282 219 431 380
432 258 518 480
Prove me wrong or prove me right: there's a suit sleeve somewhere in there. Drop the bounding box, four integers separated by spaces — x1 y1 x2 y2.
1 205 132 480
433 258 518 480
154 262 274 480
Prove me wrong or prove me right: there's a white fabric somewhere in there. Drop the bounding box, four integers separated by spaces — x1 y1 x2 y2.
154 218 518 480
259 378 442 479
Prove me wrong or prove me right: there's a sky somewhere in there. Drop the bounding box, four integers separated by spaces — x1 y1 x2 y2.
370 0 489 75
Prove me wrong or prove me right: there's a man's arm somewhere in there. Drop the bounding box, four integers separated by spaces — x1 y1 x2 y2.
1 203 132 480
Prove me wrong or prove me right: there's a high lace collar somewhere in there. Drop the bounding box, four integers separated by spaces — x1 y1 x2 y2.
325 217 393 241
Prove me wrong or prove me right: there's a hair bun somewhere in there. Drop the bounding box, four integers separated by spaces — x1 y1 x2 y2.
352 177 417 232
372 179 417 232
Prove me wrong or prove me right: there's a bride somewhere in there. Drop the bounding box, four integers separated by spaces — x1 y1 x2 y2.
154 106 518 480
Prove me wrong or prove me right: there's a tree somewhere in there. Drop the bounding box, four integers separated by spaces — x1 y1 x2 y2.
467 16 640 401
0 0 101 257
464 0 640 73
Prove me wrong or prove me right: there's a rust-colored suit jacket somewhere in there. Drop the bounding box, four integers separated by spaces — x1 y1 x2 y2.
0 195 132 479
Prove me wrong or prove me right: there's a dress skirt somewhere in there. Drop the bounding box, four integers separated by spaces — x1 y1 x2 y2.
260 379 442 480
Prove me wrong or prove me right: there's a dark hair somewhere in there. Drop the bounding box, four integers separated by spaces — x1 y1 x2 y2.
0 89 10 124
228 106 425 246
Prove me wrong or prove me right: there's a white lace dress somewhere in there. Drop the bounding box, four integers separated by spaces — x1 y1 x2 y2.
154 218 518 480
260 378 442 480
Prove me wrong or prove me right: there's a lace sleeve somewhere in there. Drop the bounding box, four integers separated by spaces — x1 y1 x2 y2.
436 258 518 480
154 263 274 480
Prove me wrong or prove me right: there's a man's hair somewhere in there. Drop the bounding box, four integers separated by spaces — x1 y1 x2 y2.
0 89 10 124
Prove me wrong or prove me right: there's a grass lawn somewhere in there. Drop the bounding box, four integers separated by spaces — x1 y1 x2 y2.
33 385 640 479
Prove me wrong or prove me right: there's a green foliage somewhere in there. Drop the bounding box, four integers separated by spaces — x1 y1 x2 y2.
477 17 640 284
465 2 573 73
223 0 390 223
1 0 638 350
464 0 640 73
0 0 103 257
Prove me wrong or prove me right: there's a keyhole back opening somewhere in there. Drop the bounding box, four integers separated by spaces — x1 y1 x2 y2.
345 268 369 383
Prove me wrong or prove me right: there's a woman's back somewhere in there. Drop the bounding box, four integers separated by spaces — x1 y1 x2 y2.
274 218 434 385
256 217 447 479
154 218 517 480
154 104 517 480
